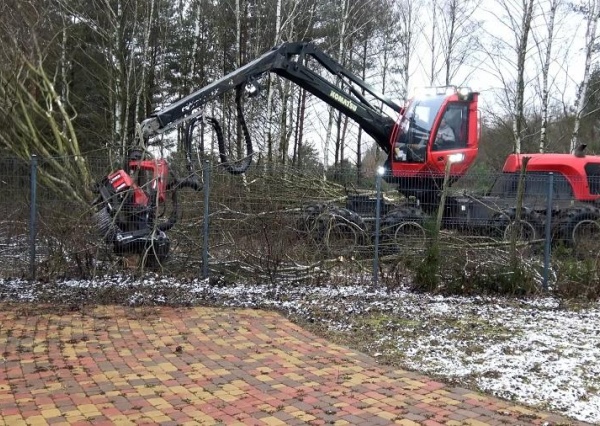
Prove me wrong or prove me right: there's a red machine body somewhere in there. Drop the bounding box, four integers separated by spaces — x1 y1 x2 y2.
384 87 480 205
502 153 600 202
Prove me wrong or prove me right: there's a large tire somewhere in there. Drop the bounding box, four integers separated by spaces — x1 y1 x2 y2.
298 205 368 256
322 207 368 256
380 207 428 254
490 207 541 242
554 205 600 257
297 203 328 241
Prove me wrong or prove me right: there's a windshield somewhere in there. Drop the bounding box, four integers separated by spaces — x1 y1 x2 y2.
398 95 446 146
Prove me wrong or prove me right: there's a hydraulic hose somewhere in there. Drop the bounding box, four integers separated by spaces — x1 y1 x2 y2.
183 85 253 176
216 85 253 175
156 174 203 232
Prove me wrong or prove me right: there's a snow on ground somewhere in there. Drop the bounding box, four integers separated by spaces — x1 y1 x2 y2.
0 276 598 424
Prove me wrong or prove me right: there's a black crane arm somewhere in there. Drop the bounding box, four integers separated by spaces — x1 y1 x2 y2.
140 42 402 154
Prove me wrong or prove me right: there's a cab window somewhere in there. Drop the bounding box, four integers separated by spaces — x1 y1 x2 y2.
432 104 469 151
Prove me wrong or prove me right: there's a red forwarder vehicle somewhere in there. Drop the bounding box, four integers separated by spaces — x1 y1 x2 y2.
92 41 600 263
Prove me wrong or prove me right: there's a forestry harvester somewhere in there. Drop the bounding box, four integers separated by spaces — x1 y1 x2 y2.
93 42 600 264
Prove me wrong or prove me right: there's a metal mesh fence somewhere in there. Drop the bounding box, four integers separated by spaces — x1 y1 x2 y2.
1 155 600 295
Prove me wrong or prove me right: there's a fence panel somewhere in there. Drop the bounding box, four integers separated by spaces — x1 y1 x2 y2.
1 154 599 296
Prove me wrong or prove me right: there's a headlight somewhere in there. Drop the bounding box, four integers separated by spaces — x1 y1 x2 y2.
457 87 472 99
448 153 465 163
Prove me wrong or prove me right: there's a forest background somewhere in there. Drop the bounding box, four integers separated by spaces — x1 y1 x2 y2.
2 0 600 194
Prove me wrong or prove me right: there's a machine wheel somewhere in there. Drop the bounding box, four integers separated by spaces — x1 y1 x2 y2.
323 208 368 256
93 207 119 244
554 206 600 256
297 203 328 241
93 206 170 268
490 208 541 242
380 207 427 254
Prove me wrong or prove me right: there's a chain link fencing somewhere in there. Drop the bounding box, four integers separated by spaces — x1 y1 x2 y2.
1 155 599 297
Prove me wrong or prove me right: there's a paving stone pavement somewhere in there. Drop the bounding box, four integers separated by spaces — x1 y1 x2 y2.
0 303 591 425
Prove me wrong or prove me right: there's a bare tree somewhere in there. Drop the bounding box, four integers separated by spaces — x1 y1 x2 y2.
437 0 482 86
322 0 351 177
571 0 600 152
532 0 563 152
422 0 440 86
0 52 92 204
395 0 423 100
514 0 536 153
478 0 536 154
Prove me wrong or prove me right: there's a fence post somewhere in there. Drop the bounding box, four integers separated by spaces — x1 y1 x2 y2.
543 172 554 291
29 155 38 280
202 160 211 280
373 167 384 285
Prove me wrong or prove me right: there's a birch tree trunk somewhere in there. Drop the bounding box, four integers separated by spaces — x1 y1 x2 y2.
323 0 350 179
571 0 600 152
427 0 439 86
439 0 481 86
536 0 560 153
513 0 535 154
265 0 282 165
292 88 307 167
356 37 368 184
397 0 421 101
134 0 155 130
60 17 70 135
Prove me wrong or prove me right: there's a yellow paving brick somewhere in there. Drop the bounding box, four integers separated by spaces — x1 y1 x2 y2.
77 404 101 415
506 405 536 415
463 392 488 401
147 397 170 408
438 396 462 405
290 411 316 422
217 393 239 402
377 411 397 420
230 379 249 388
382 397 406 406
401 378 424 388
106 415 135 424
165 385 190 395
395 419 420 426
135 387 157 396
153 373 173 381
260 417 287 425
25 415 49 425
1 415 27 425
465 419 493 426
360 397 379 406
189 414 216 422
191 390 214 400
158 362 177 372
282 372 303 381
40 408 62 418
220 383 239 393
